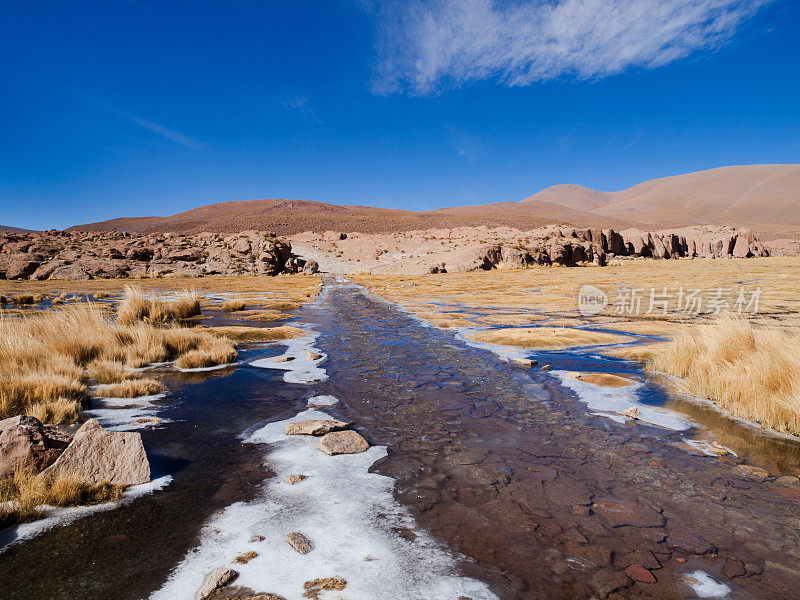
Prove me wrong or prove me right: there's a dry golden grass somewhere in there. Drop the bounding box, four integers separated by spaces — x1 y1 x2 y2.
117 287 201 325
205 325 306 342
221 299 246 312
0 467 124 529
353 257 800 332
476 314 549 326
413 311 475 328
239 309 285 322
25 399 82 425
174 337 238 369
95 378 166 398
565 372 635 387
651 314 800 435
86 359 137 384
0 303 237 420
468 326 627 350
10 294 35 305
234 550 259 564
603 343 669 363
601 319 688 337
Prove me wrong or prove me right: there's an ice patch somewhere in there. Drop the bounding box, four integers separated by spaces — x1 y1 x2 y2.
250 332 327 385
175 362 238 373
554 371 690 431
151 409 497 600
307 395 339 407
682 439 738 457
682 570 732 598
85 392 169 431
455 328 531 361
0 476 172 552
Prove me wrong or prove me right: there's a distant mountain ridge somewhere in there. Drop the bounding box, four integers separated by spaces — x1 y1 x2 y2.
61 164 800 237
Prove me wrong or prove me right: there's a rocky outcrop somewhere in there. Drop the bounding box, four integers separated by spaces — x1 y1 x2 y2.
0 229 310 280
39 419 150 485
465 225 769 271
0 415 71 478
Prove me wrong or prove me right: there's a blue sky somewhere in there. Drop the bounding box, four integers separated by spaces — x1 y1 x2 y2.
1 0 798 230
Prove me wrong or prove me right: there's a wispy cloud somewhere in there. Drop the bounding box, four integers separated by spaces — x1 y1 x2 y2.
371 0 771 95
125 115 203 149
282 96 323 123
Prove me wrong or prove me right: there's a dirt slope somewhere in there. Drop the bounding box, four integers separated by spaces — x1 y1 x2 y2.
66 164 800 237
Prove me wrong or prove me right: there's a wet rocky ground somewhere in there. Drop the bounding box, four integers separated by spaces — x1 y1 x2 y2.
1 280 799 599
306 282 800 599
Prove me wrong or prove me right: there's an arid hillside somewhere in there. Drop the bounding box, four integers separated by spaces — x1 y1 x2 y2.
63 164 800 237
521 164 800 235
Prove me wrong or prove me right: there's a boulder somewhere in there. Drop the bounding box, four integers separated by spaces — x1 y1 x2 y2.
0 416 71 477
317 430 369 455
39 419 150 485
303 260 319 274
285 419 349 436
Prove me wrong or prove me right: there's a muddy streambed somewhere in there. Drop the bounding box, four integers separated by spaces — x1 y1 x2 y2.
1 280 800 599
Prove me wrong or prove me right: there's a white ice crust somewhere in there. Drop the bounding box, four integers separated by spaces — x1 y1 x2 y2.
150 409 497 600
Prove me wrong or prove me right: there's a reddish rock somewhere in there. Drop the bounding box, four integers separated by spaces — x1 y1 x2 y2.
625 564 657 583
667 530 715 555
591 499 664 528
0 416 71 477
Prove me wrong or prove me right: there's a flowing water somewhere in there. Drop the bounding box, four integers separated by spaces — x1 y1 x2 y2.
2 279 800 599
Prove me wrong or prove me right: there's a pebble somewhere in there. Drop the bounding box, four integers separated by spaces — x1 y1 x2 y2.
286 532 313 555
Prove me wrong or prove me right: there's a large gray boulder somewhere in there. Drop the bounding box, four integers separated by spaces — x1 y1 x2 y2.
39 419 150 485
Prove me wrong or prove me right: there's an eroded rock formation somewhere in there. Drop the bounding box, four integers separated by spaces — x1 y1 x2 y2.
0 229 310 280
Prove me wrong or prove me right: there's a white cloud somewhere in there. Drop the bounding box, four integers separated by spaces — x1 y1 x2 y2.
371 0 771 94
125 114 203 149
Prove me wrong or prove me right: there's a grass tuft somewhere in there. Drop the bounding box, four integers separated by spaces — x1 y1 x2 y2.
95 378 166 398
221 299 246 312
652 314 800 435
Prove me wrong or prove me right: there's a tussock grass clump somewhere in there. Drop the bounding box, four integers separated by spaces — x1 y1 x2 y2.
86 359 136 384
652 314 800 435
95 378 166 398
10 294 35 305
468 326 627 350
205 325 306 342
174 337 237 369
25 398 82 425
0 467 124 529
0 303 235 420
117 287 200 325
604 343 668 363
221 299 246 312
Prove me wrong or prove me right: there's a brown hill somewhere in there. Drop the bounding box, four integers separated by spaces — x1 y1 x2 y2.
0 225 39 234
67 164 800 237
522 164 800 236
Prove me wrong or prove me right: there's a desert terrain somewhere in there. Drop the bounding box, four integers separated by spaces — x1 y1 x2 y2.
2 165 800 600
